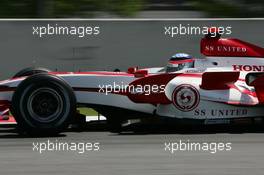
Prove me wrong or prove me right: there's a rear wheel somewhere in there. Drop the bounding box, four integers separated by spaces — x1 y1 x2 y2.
11 74 76 136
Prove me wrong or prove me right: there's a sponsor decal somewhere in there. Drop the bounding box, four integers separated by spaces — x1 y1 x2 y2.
205 45 247 53
233 65 264 72
172 84 200 112
194 109 248 117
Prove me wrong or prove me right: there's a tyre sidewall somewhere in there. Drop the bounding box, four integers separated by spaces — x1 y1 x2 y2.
11 74 76 134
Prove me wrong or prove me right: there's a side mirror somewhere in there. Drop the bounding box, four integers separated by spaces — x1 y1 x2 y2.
134 70 148 78
127 67 138 74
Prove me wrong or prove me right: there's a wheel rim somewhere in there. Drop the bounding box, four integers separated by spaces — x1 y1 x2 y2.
27 87 64 122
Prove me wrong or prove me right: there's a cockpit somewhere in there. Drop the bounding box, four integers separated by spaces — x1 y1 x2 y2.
166 53 195 73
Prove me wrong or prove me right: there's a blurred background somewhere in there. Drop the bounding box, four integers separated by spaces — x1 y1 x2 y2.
0 20 263 79
0 0 263 18
0 1 263 78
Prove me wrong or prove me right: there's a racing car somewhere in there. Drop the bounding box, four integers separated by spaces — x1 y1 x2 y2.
0 30 264 135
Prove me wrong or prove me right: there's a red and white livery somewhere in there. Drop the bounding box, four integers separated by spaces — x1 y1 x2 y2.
0 31 264 135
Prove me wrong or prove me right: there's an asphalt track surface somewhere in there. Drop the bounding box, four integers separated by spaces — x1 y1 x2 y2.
0 126 264 175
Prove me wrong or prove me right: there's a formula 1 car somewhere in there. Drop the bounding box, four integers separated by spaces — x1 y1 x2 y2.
0 31 264 135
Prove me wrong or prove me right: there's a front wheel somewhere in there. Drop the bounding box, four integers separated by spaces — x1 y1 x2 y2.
11 74 76 136
13 67 51 78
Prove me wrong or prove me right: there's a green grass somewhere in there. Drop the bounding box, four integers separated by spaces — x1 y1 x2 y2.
77 108 99 116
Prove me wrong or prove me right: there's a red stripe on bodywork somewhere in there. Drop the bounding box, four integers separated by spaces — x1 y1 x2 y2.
127 73 178 104
0 86 16 92
0 100 11 118
200 72 240 90
50 71 135 77
73 87 128 96
177 73 202 78
228 84 256 97
207 99 257 106
247 75 264 104
0 100 10 108
56 73 203 104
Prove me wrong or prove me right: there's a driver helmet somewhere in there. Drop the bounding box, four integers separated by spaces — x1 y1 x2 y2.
166 53 194 73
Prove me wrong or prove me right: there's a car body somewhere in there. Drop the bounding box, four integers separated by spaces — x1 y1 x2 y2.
0 33 264 134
